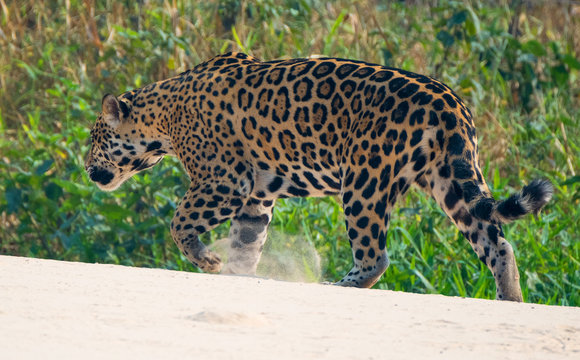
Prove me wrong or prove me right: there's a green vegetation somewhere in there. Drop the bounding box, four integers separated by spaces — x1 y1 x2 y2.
1 0 578 305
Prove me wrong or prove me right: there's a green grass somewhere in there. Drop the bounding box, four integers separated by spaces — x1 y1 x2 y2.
1 0 578 305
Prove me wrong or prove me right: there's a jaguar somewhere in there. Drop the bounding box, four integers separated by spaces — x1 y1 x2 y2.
86 52 553 301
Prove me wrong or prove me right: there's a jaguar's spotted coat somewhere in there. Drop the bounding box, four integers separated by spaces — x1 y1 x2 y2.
86 52 552 301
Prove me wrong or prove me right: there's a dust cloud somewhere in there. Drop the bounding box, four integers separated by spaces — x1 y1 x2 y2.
210 232 322 283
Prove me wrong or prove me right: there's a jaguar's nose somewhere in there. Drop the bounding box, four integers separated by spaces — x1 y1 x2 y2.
88 167 114 185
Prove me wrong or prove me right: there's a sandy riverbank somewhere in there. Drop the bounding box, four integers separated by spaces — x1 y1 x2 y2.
0 255 578 359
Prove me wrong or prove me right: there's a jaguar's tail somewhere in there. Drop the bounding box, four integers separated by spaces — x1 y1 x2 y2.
470 179 553 224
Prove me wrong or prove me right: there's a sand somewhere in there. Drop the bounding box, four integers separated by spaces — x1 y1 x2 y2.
0 255 578 359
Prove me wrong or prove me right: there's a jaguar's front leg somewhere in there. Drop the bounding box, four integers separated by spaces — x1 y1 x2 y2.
171 182 246 273
221 198 275 275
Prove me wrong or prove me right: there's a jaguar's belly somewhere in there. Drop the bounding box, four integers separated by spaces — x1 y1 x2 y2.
252 169 341 200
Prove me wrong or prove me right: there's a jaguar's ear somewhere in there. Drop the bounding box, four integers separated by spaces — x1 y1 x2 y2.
101 94 121 128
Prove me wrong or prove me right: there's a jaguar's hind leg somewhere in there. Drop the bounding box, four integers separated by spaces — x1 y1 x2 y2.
335 166 414 288
335 196 391 288
221 198 275 275
426 160 525 301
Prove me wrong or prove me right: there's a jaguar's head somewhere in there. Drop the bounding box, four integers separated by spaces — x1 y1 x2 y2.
85 94 164 191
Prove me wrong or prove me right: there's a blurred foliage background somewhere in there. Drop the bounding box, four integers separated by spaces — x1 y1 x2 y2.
0 0 578 305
